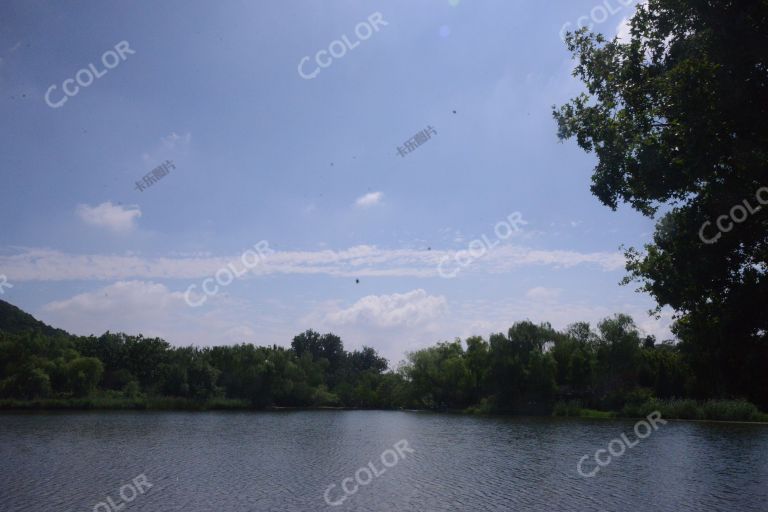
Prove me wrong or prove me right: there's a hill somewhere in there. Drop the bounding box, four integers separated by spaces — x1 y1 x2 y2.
0 299 71 338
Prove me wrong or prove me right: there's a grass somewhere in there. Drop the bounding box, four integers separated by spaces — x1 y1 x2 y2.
626 399 768 422
620 398 766 422
553 398 768 423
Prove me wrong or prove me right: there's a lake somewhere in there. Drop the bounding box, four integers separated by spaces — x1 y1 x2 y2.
1 411 766 511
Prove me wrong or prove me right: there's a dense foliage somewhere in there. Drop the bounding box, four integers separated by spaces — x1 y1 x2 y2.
3 300 761 414
553 0 768 408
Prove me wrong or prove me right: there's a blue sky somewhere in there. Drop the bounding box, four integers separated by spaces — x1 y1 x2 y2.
0 0 667 363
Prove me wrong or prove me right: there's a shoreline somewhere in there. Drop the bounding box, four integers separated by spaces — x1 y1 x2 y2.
2 400 767 425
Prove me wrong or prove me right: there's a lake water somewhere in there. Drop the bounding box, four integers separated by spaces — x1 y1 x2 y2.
1 411 767 511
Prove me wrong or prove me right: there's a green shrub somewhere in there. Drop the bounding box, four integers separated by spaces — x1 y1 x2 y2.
312 385 341 407
701 400 759 421
122 381 142 399
553 400 583 417
553 400 615 419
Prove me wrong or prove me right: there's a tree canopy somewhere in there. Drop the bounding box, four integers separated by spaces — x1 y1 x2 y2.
553 0 768 407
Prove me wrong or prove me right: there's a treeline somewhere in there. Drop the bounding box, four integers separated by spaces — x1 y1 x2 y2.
0 329 401 408
406 316 688 414
0 300 765 415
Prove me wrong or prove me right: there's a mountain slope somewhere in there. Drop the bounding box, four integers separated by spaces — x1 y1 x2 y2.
0 300 71 338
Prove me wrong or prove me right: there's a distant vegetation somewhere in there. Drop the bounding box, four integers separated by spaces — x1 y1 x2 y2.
1 300 765 421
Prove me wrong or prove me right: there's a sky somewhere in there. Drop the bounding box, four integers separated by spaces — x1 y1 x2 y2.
0 0 669 364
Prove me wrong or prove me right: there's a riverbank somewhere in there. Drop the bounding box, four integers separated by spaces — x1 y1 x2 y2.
0 397 253 411
3 397 768 423
0 397 378 412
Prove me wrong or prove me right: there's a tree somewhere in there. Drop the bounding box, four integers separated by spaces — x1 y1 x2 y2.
553 0 768 407
291 330 322 360
125 336 171 389
595 315 642 407
0 366 52 399
488 322 558 412
348 346 388 374
66 357 104 397
464 336 490 404
404 341 470 409
551 323 597 400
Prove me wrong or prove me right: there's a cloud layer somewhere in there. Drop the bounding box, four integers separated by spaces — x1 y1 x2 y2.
35 281 673 364
0 244 626 282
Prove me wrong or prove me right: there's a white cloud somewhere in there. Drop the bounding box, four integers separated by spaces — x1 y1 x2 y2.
325 289 447 328
41 281 188 338
75 202 141 232
616 0 647 42
355 191 383 208
141 131 191 165
449 297 673 344
616 16 632 42
525 287 562 301
161 131 191 149
0 243 626 282
301 292 673 363
44 280 185 315
637 309 676 342
33 283 674 364
39 280 281 346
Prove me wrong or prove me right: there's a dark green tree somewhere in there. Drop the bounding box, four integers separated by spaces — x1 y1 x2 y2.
553 0 768 407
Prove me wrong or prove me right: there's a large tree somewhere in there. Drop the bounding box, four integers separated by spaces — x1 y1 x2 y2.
554 0 768 406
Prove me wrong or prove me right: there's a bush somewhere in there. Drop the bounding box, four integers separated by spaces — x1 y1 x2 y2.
312 385 341 407
466 397 497 415
122 381 142 399
622 398 700 419
701 400 759 421
660 399 701 420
